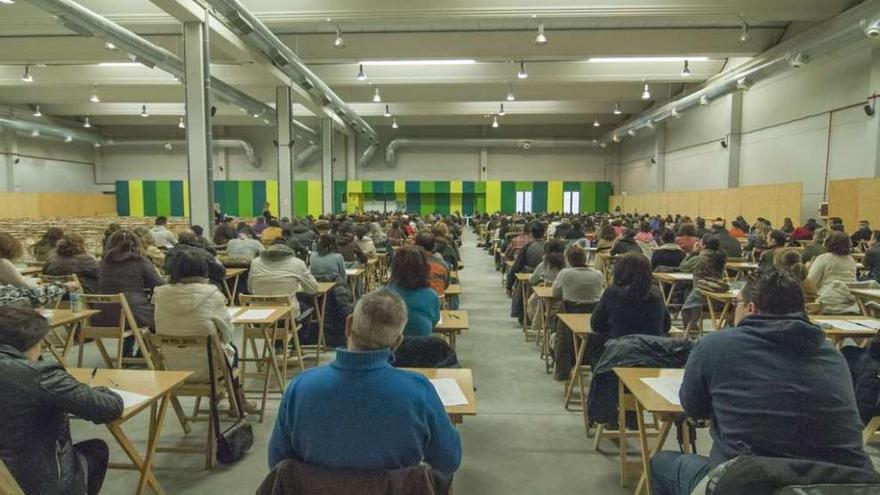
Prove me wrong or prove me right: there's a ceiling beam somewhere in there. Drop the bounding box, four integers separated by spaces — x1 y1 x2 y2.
146 0 205 23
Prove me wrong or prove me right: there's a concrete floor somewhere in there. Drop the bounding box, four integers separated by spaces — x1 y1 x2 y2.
72 231 879 494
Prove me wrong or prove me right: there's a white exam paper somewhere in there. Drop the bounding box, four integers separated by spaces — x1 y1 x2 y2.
226 307 242 319
855 319 880 331
429 378 468 407
667 273 693 280
815 320 873 332
109 388 151 410
640 371 684 406
236 309 275 320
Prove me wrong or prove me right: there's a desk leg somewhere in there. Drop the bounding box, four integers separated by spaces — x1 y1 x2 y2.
634 410 674 495
705 297 719 331
312 294 328 362
564 332 587 411
223 279 233 303
657 282 670 307
230 275 241 304
107 405 168 495
448 331 457 351
520 282 529 338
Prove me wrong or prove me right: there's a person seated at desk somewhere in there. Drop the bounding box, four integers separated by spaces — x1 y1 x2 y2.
651 229 686 270
310 234 347 285
260 219 285 246
44 233 100 294
414 233 450 298
164 231 226 292
0 306 123 495
190 225 216 255
267 289 461 480
758 229 788 268
336 225 368 266
674 223 699 254
0 281 73 307
150 215 178 249
591 252 671 339
249 241 319 313
862 229 880 283
387 246 440 338
30 226 64 262
800 227 828 264
791 218 820 241
807 231 860 314
354 224 377 259
650 268 872 495
0 233 38 289
225 225 264 264
505 222 546 293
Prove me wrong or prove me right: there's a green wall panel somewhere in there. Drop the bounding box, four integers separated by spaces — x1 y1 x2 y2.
169 181 184 217
500 181 516 213
533 182 548 213
115 181 130 216
142 181 157 217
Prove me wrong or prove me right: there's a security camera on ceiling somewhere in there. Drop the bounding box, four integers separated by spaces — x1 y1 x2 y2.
864 99 876 117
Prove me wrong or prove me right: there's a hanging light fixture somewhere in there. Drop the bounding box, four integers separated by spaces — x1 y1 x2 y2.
140 105 149 118
498 103 506 117
21 65 33 83
372 87 382 103
491 115 500 128
104 41 116 50
613 101 622 115
83 116 91 128
89 85 100 103
64 136 73 143
32 105 42 117
612 134 620 143
681 60 691 77
628 129 637 136
699 95 710 106
178 116 185 129
356 64 366 81
391 118 399 129
30 129 39 138
384 104 391 118
738 17 752 45
0 0 16 5
641 82 651 100
506 85 516 101
671 108 681 119
516 60 528 79
593 116 600 127
534 24 547 46
334 27 346 49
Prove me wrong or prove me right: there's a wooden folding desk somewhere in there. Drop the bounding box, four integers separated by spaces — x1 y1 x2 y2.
69 368 191 495
724 261 758 280
614 368 690 495
404 368 476 424
223 267 247 303
556 313 592 434
532 285 558 371
18 266 42 277
346 267 366 299
231 306 293 422
514 273 533 338
703 289 740 330
311 282 337 359
652 273 693 309
435 310 469 350
811 315 880 345
38 308 101 367
851 288 880 316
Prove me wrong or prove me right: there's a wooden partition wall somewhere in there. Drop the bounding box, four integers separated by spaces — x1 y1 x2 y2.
0 193 116 219
609 182 803 227
828 177 880 230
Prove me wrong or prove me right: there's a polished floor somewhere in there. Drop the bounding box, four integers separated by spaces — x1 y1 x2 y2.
72 231 878 494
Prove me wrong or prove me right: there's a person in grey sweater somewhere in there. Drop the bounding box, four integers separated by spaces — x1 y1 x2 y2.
651 268 872 495
552 245 605 304
309 234 347 285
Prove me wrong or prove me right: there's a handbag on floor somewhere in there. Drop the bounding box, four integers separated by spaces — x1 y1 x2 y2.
207 340 254 464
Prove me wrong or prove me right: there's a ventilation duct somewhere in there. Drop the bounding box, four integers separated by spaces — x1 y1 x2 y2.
294 144 320 165
0 116 102 144
604 0 880 145
24 0 318 139
358 143 380 168
102 139 261 167
204 0 379 145
385 138 597 165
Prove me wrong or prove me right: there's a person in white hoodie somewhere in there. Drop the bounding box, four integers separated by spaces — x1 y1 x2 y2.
150 216 178 249
248 240 319 313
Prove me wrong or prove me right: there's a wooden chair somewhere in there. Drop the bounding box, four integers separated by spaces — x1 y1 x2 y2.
238 294 303 421
0 459 24 495
863 416 880 445
76 293 154 369
147 333 242 469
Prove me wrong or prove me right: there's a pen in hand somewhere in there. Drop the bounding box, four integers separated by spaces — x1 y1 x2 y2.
88 367 98 385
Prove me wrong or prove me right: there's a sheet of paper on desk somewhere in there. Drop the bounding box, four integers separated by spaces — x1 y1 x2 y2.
429 378 468 407
815 320 873 332
236 309 276 320
855 320 880 330
226 307 241 318
640 373 684 406
109 388 151 409
667 273 692 280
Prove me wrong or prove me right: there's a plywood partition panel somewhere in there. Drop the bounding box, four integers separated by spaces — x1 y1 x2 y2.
829 178 880 230
0 193 115 219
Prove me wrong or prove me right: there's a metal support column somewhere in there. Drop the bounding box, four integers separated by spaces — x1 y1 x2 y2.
345 135 357 180
1 129 17 192
183 19 213 230
321 118 334 214
276 86 293 219
726 92 743 188
653 123 667 192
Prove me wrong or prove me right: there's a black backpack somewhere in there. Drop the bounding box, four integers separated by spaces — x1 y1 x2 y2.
854 336 880 424
704 455 880 495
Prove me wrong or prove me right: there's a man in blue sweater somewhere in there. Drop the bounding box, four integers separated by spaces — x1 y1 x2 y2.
651 268 872 495
268 288 462 476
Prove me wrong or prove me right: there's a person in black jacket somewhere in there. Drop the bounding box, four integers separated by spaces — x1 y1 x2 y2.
651 229 686 270
709 220 743 258
610 229 641 256
591 252 671 339
164 231 226 292
505 222 547 293
0 306 123 495
651 268 872 495
861 230 880 283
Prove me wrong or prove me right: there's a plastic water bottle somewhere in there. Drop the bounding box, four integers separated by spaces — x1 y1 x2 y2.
70 288 83 314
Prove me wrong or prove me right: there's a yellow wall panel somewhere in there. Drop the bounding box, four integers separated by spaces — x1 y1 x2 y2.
548 181 563 213
307 180 323 217
485 180 501 213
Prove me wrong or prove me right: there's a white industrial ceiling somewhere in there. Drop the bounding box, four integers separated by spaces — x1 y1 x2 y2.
0 0 862 135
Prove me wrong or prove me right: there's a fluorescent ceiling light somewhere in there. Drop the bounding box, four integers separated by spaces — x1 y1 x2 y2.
587 57 709 63
98 62 141 67
0 0 16 5
359 60 476 66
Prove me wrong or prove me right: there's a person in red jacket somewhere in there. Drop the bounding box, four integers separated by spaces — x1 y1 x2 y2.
791 218 820 241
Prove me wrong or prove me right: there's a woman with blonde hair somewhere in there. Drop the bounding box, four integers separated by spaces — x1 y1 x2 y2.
774 247 816 302
133 226 165 271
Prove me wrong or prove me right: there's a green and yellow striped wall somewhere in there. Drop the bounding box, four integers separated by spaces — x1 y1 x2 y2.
116 180 324 218
116 179 612 217
335 180 611 215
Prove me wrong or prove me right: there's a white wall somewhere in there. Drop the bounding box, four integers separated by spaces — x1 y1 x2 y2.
2 131 98 193
618 43 880 219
